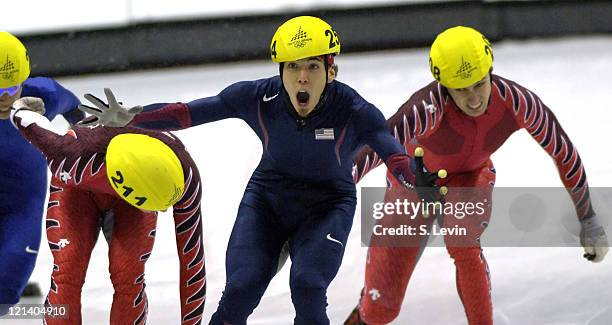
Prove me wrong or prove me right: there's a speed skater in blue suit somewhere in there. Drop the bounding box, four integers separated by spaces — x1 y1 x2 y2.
77 16 443 324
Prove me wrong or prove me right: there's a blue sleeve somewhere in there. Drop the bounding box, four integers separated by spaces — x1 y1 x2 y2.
137 96 235 130
357 103 405 161
44 79 83 124
186 94 238 125
191 80 259 123
136 80 259 130
130 81 260 131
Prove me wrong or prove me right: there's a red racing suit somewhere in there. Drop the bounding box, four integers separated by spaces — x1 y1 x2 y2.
352 74 593 324
12 112 206 325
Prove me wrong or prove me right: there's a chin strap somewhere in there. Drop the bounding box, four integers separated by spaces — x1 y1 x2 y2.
318 54 335 106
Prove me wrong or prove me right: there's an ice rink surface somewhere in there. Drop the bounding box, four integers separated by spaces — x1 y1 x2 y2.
5 36 612 324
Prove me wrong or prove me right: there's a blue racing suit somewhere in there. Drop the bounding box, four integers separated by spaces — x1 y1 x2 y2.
0 77 83 313
129 76 407 324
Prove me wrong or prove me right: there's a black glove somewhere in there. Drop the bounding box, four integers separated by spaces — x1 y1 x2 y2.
413 147 447 207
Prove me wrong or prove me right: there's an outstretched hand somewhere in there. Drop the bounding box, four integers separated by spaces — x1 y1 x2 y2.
412 147 448 205
78 88 142 127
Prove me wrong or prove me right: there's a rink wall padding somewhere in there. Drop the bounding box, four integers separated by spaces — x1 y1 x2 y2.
19 0 612 77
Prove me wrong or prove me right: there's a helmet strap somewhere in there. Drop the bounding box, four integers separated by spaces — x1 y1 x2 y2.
322 54 335 83
319 54 337 104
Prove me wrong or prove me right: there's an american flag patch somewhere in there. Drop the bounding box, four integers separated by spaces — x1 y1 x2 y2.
315 128 335 140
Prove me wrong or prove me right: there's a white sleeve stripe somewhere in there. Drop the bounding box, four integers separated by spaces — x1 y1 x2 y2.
11 109 67 136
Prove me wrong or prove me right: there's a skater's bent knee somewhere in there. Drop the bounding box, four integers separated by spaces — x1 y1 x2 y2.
361 304 401 325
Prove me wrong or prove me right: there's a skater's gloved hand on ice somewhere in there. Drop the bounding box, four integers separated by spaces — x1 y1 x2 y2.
78 88 142 127
386 147 447 203
12 96 46 115
580 213 609 263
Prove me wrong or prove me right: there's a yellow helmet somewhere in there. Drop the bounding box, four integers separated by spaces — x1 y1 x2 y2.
106 134 184 211
0 32 30 88
429 26 493 89
270 16 340 63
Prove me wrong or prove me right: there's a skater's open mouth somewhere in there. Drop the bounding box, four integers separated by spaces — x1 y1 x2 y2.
296 91 310 107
